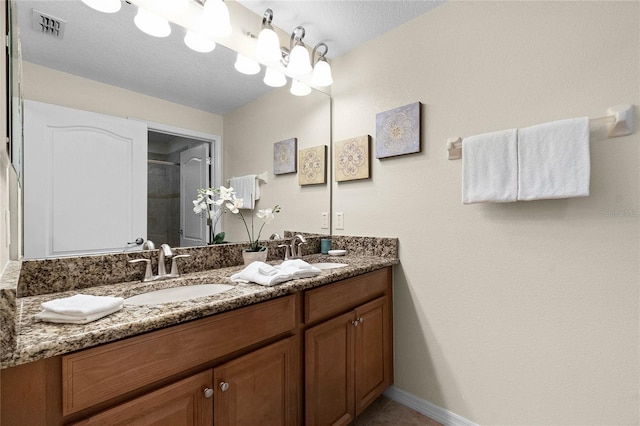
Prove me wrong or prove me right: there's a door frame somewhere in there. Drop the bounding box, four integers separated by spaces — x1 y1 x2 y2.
130 118 222 239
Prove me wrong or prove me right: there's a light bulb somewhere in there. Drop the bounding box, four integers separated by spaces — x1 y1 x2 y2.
311 59 333 87
203 0 232 38
290 79 311 96
288 44 312 76
263 68 287 88
81 0 121 14
256 27 281 64
234 54 261 75
184 31 216 53
134 8 171 38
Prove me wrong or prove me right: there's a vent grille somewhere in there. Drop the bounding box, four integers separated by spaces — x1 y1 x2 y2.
32 9 66 39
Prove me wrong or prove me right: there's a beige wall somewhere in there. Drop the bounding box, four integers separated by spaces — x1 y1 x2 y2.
331 1 639 424
0 2 9 271
223 86 331 241
22 62 223 135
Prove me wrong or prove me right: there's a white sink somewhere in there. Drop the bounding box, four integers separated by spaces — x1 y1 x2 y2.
124 284 234 306
310 263 349 270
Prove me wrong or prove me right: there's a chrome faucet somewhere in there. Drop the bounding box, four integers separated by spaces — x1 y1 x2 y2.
290 234 307 259
128 244 190 283
269 233 281 240
157 244 173 277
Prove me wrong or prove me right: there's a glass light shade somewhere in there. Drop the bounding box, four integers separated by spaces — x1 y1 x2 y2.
184 31 216 53
203 0 232 37
263 68 287 88
256 28 281 64
134 8 171 38
81 0 121 14
311 59 333 87
290 79 311 96
234 54 261 75
288 44 312 76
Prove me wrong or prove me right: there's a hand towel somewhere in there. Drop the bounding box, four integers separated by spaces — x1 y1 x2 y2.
40 294 125 316
229 175 258 209
230 261 293 286
517 117 590 201
277 259 321 279
35 303 123 324
462 129 518 204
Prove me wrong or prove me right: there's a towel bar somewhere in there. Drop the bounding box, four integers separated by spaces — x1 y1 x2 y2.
226 171 268 184
447 104 634 160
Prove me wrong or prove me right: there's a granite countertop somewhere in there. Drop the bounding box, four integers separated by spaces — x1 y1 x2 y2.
1 254 397 369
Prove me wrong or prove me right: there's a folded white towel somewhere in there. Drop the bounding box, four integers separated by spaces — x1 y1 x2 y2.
277 259 321 279
40 294 125 316
230 261 293 286
230 175 258 209
462 129 518 204
35 303 123 324
517 117 590 201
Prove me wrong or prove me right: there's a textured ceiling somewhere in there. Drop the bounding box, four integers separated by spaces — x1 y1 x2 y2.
16 0 442 115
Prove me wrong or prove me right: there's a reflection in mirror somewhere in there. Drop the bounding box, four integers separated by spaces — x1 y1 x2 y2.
14 0 331 259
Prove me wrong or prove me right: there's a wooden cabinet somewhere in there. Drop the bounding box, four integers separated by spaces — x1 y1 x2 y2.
214 337 297 426
304 269 393 426
69 370 213 426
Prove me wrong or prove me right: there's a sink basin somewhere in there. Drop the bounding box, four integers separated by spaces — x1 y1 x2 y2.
310 263 348 270
124 284 234 306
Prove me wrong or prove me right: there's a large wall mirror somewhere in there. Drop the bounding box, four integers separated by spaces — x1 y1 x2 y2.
13 0 331 259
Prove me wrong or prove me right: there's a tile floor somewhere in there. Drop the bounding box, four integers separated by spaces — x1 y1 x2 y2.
355 395 443 426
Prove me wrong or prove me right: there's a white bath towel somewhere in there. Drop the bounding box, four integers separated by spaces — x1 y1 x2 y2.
277 259 321 279
230 261 293 286
517 117 590 201
229 175 258 209
40 294 125 316
35 303 123 324
462 129 518 204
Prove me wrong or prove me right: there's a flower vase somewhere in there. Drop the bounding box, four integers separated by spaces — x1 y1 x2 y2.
242 248 268 265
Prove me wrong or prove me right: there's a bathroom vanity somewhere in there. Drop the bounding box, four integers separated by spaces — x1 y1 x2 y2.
0 237 397 426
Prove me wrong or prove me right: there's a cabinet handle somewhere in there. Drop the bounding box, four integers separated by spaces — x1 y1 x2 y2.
351 320 359 327
219 381 230 392
203 387 214 398
358 317 364 324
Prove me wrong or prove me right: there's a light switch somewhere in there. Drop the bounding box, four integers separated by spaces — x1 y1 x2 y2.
320 212 329 229
335 212 344 230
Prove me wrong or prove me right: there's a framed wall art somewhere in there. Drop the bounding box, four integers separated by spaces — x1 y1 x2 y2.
375 102 421 158
298 145 327 185
335 135 370 182
273 138 297 175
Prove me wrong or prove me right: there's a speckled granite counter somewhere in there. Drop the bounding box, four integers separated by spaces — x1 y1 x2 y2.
1 253 398 369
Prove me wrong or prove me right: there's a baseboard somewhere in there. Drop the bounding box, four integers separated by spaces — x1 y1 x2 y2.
384 385 478 426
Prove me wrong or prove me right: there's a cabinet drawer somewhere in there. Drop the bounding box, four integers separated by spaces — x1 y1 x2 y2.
62 295 295 416
304 268 390 323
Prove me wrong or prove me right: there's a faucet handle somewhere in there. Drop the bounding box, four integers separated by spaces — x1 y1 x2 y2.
129 258 152 281
170 254 191 276
277 244 291 260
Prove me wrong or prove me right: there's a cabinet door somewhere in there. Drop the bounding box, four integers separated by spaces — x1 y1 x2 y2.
305 311 356 426
214 337 297 426
354 296 392 416
71 370 213 426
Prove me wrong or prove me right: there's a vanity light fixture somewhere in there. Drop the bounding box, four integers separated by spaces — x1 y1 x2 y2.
134 7 171 37
263 67 287 87
290 79 312 96
202 0 232 37
287 26 312 76
311 42 333 87
81 0 121 14
184 30 216 53
157 0 190 15
234 53 261 75
255 9 281 64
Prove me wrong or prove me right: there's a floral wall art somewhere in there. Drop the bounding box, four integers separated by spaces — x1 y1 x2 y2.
375 102 421 158
298 145 327 185
335 135 370 182
273 138 297 175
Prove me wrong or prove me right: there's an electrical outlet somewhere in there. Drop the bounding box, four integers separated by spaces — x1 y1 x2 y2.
335 212 344 230
320 212 329 229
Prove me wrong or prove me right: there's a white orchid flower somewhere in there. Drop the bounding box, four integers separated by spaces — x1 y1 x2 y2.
257 208 275 224
219 186 234 201
226 197 243 214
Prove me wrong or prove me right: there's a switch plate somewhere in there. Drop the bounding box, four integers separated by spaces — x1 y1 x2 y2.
320 212 329 229
335 212 344 230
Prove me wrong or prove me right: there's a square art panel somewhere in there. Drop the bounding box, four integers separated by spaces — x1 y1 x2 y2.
273 138 297 175
298 145 327 185
335 135 370 182
375 102 421 158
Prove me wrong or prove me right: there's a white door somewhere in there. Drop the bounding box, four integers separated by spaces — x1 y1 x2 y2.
23 100 148 259
180 144 210 247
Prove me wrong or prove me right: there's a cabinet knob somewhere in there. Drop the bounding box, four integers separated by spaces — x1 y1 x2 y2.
203 387 214 398
351 320 359 327
358 317 364 324
219 381 230 392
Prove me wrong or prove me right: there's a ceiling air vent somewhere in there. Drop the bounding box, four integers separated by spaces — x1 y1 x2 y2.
32 9 66 39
